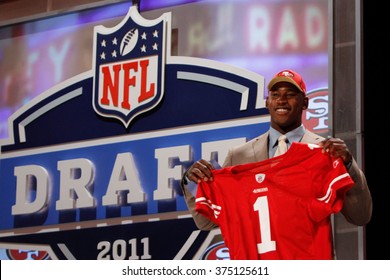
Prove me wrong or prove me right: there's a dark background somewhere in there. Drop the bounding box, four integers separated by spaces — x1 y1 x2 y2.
363 2 388 260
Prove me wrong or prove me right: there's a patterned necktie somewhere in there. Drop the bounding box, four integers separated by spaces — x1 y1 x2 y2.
274 135 288 157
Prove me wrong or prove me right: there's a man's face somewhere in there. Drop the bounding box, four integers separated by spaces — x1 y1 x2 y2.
266 82 309 133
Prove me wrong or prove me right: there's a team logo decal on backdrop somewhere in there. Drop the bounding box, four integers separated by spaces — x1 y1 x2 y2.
303 88 328 134
6 249 49 260
200 241 230 260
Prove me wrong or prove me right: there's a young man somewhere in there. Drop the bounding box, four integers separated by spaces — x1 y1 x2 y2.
181 69 372 232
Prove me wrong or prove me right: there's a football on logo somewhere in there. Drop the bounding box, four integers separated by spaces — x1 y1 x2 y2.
120 28 138 56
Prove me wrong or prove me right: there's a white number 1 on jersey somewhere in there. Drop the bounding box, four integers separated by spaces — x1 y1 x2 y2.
253 196 276 254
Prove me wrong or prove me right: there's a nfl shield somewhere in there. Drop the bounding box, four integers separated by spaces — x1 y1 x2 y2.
92 6 166 127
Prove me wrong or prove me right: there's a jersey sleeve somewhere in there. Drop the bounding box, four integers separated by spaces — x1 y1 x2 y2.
195 180 222 225
309 156 354 222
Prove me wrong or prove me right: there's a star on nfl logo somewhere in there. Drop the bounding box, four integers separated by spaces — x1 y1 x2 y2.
92 6 166 127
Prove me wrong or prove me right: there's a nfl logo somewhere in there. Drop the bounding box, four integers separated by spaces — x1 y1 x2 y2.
255 173 265 183
92 6 166 127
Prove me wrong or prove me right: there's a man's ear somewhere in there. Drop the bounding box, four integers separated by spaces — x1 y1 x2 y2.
266 96 270 108
302 97 309 109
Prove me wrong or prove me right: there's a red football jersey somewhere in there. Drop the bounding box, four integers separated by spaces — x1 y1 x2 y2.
195 142 354 260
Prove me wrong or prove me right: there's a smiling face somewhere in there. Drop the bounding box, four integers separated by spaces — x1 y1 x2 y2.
266 82 309 134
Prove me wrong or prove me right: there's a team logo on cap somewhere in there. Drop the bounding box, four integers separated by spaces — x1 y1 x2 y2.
278 70 294 77
92 8 166 127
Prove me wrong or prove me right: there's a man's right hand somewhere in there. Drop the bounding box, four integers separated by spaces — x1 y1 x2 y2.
185 159 215 183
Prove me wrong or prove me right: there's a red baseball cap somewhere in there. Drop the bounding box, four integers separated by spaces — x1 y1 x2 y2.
267 69 306 94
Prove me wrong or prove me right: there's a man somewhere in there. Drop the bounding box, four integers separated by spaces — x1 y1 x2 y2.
181 69 372 231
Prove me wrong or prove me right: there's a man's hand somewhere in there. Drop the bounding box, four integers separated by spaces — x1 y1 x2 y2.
319 137 353 168
185 159 215 183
